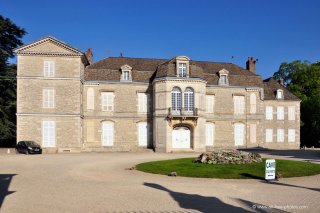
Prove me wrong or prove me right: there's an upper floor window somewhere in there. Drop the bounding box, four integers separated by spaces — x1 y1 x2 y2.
218 69 229 86
178 63 187 77
276 89 284 99
288 106 295 120
265 129 273 142
266 106 273 120
43 88 54 108
87 88 94 110
277 129 284 142
120 65 132 82
206 95 215 113
277 106 284 120
250 93 257 114
171 87 182 112
101 92 114 111
184 87 194 112
233 95 245 115
138 93 148 113
44 61 54 77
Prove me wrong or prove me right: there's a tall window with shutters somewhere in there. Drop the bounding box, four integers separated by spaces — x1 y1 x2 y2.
277 129 284 142
233 96 245 115
44 61 54 77
87 88 94 110
102 122 114 146
43 89 54 108
101 92 114 111
250 93 256 114
42 121 55 147
288 106 295 120
234 123 245 146
206 95 214 113
266 106 273 120
205 123 215 146
171 87 182 113
277 107 284 120
138 93 148 113
138 122 148 146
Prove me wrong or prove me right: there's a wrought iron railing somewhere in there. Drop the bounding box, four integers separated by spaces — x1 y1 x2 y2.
168 107 198 116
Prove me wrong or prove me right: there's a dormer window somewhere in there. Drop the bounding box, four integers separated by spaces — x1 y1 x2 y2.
175 56 190 78
218 69 229 86
120 65 132 82
276 89 284 99
178 63 187 77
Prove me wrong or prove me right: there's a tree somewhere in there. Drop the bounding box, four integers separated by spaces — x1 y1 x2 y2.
273 61 320 147
0 15 26 146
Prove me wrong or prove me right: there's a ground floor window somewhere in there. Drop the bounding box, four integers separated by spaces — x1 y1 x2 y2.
205 123 215 146
42 121 55 147
266 129 273 142
277 129 284 142
138 122 148 146
102 122 114 146
234 123 245 146
250 124 256 144
288 129 295 142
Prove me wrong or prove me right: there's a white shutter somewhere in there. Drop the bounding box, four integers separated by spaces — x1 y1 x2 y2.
101 92 114 111
288 106 295 120
266 106 273 120
288 129 295 142
277 107 284 120
138 122 148 146
44 61 54 77
42 121 55 147
138 93 148 113
206 123 214 146
87 88 95 110
206 95 214 113
102 122 114 146
250 124 256 143
266 129 273 142
277 129 284 142
234 96 244 114
234 123 244 146
250 93 256 114
43 89 54 108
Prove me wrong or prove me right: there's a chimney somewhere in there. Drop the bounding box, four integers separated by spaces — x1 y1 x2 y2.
246 57 256 74
86 48 93 65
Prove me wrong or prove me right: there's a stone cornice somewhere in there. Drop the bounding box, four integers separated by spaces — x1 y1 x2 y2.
153 77 206 84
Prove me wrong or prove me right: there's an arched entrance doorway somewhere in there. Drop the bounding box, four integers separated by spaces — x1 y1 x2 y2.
172 126 191 148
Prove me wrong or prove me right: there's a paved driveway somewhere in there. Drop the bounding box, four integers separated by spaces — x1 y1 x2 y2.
0 152 319 213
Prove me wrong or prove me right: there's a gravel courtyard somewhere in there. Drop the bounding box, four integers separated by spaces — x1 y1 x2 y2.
0 152 319 213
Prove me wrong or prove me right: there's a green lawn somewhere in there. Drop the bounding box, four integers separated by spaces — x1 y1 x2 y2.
136 158 320 179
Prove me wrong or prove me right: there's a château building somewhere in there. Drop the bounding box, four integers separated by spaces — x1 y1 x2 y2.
14 36 300 153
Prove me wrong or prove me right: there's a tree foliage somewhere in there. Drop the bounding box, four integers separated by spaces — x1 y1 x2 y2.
273 61 320 147
0 15 26 146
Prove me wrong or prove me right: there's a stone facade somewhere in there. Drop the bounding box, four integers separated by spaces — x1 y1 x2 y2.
14 36 301 153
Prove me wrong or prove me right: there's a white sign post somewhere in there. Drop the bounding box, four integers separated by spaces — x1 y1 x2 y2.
265 159 276 180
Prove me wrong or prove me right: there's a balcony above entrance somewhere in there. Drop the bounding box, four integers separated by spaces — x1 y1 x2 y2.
167 108 199 128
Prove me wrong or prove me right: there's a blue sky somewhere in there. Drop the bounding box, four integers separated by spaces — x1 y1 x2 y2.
2 0 319 78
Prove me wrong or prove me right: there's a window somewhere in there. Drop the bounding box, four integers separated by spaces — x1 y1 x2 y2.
42 121 55 147
220 75 227 85
266 106 273 120
250 93 256 114
206 123 215 146
101 92 114 111
102 122 114 146
206 95 214 113
288 106 295 121
184 87 194 112
138 93 148 113
250 124 256 144
43 89 54 108
233 96 245 115
120 64 132 82
171 87 182 112
87 88 94 110
138 122 148 146
234 123 245 146
288 129 295 142
276 89 284 99
218 69 229 85
277 106 284 120
44 61 54 77
178 63 187 77
277 129 284 142
266 129 273 142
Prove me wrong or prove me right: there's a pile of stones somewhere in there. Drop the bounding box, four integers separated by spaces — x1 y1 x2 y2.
193 150 262 165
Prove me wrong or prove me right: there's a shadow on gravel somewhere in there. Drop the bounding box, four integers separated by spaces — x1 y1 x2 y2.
239 148 320 163
260 180 320 193
144 182 248 213
0 174 16 208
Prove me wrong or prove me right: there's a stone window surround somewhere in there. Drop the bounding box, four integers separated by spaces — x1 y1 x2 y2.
218 69 229 86
175 56 190 78
276 89 284 100
120 64 132 82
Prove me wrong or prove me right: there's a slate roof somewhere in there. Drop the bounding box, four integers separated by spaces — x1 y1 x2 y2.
263 78 300 101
